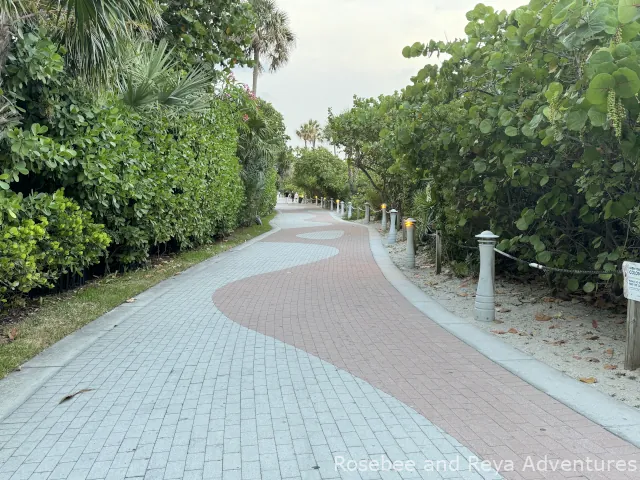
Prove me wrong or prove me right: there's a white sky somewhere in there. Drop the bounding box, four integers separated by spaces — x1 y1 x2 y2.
234 0 524 147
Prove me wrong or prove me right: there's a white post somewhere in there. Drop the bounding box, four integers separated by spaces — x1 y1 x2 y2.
381 205 387 230
388 209 398 244
341 202 345 216
348 202 352 219
406 218 416 268
330 199 334 211
364 204 370 224
474 231 499 322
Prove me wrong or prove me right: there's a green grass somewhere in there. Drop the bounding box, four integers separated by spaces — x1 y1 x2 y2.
0 213 275 380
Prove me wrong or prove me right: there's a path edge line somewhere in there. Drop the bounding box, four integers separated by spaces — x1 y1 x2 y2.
0 217 282 422
365 224 640 448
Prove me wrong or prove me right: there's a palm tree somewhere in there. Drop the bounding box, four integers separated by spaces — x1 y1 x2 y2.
249 0 295 94
1 0 163 83
119 40 212 112
295 127 309 148
296 120 322 149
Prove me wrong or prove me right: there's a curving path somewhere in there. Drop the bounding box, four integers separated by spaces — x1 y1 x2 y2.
0 201 637 480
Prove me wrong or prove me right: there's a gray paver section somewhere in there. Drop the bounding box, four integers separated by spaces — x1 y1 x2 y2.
296 230 344 240
0 230 500 479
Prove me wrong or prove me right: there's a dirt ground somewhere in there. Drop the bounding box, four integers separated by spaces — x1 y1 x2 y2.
380 228 640 410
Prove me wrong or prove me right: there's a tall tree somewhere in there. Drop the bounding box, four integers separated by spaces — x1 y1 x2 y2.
296 126 309 148
296 120 321 149
249 0 295 94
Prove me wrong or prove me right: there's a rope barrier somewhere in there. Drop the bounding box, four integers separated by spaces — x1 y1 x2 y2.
494 248 620 275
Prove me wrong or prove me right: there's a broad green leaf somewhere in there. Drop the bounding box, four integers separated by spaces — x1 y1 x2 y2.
505 126 518 136
516 217 529 230
479 119 492 133
622 22 640 41
588 106 607 126
585 50 615 77
566 109 588 131
585 73 614 104
545 82 563 102
619 0 640 24
537 251 552 263
613 67 640 97
583 282 595 293
567 279 579 291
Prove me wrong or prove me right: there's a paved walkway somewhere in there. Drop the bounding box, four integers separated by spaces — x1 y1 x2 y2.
0 202 638 480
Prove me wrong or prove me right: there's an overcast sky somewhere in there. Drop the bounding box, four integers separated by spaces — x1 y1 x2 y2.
234 0 523 147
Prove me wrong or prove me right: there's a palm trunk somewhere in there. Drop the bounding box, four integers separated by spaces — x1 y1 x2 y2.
252 48 260 94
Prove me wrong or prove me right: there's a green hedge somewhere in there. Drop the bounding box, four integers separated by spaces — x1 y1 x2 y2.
0 29 251 304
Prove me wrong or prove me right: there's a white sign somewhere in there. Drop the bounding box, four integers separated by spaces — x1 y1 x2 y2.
623 261 640 302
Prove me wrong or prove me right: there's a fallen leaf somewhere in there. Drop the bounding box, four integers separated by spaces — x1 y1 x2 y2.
587 335 600 341
579 377 597 384
573 355 582 360
493 320 504 324
458 293 468 297
497 307 511 313
543 297 556 303
491 330 507 335
7 328 18 342
549 325 557 329
125 298 136 303
615 319 625 325
604 364 618 370
592 319 598 329
587 358 600 363
59 388 94 404
535 313 552 322
552 340 566 345
605 348 614 357
507 328 519 334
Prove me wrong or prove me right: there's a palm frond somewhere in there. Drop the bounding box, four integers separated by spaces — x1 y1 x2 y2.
49 0 164 85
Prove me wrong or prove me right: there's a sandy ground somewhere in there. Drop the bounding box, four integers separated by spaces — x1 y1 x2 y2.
377 226 640 410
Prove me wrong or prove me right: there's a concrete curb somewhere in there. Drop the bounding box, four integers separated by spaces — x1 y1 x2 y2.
0 219 282 422
365 225 640 448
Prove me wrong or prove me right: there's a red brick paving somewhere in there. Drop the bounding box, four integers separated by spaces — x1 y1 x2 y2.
213 207 640 479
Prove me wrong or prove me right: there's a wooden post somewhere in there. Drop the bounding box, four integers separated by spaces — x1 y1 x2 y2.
626 299 640 370
622 261 640 370
435 230 442 275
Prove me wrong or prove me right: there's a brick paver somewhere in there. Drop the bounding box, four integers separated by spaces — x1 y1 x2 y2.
0 206 504 480
213 203 640 480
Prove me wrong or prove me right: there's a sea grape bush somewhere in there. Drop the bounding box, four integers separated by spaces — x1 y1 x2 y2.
330 0 640 295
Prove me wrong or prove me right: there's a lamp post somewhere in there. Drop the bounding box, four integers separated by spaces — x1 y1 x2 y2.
474 230 499 322
315 195 318 205
336 199 340 215
405 218 416 268
388 209 398 244
330 199 334 211
381 204 387 230
364 203 370 224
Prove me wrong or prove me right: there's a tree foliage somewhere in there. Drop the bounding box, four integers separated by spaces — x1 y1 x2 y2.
292 148 348 199
328 0 640 295
161 0 255 72
0 19 286 304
